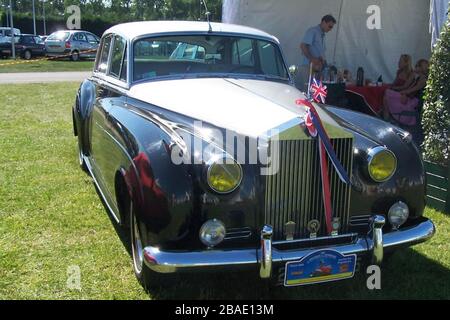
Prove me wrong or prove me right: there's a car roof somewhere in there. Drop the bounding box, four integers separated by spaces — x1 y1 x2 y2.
49 30 95 35
104 21 279 43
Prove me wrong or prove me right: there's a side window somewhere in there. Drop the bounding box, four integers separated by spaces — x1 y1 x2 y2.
74 33 87 42
96 35 112 74
232 39 254 66
86 33 98 44
22 36 34 44
110 35 126 79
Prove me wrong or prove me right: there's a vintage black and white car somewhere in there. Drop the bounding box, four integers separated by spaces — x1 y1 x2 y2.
73 21 435 288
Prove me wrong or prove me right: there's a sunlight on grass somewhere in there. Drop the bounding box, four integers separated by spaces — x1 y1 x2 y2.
0 83 147 299
0 83 448 299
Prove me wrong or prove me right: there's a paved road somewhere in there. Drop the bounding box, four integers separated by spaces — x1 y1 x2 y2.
0 71 92 84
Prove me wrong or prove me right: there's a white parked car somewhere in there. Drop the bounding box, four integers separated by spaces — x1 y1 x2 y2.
0 27 21 43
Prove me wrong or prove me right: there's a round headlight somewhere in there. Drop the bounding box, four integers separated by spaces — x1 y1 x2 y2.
367 147 397 182
207 156 242 194
199 219 226 247
388 201 409 229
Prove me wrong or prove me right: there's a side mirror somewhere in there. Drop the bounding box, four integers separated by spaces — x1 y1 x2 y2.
289 65 298 76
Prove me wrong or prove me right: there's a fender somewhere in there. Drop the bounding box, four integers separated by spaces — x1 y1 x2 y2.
107 104 196 248
326 106 426 218
73 79 96 155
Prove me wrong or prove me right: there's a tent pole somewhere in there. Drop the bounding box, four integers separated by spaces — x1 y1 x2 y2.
332 0 345 65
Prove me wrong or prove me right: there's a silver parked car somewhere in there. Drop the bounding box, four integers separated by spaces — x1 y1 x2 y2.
45 30 100 61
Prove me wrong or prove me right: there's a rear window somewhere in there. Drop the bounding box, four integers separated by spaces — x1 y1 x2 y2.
21 36 35 44
47 32 70 41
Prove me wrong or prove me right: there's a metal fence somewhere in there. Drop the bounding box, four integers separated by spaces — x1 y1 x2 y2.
425 160 450 213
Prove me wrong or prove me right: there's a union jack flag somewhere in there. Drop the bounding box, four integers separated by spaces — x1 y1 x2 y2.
297 99 351 234
310 78 328 104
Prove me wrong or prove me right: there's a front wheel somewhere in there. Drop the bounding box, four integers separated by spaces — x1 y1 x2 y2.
130 202 154 289
71 50 80 61
23 50 32 60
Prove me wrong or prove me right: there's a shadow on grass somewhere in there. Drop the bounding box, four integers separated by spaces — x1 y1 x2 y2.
91 182 133 257
93 185 449 300
141 249 450 300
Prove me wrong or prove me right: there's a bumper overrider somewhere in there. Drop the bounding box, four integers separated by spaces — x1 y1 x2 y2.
143 216 435 277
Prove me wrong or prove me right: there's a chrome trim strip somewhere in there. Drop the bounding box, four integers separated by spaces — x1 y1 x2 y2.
273 233 358 245
225 228 252 240
143 219 435 274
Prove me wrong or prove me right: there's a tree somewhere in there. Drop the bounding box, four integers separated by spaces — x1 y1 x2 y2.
2 0 223 35
422 11 450 166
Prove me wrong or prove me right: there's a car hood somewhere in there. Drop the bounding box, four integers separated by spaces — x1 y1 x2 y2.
128 78 352 139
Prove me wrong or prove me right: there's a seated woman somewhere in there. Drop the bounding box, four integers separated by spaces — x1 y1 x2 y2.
390 54 415 90
383 59 429 126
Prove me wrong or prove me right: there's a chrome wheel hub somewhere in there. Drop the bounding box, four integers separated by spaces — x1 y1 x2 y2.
131 204 144 274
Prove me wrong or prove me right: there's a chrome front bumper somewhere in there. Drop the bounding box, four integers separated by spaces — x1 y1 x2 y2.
143 216 435 276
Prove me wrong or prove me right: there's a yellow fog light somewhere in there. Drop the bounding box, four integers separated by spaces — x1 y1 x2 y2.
207 156 242 194
367 147 397 182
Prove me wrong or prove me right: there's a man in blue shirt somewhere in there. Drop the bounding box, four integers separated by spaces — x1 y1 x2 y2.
296 15 336 91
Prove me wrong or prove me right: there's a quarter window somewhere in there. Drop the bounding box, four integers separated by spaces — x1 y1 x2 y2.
120 48 128 81
110 35 127 80
96 35 112 74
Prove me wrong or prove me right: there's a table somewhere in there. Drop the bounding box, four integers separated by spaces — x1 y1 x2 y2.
345 84 390 114
323 82 346 106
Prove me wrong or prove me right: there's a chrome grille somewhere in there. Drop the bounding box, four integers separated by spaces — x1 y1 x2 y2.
264 138 353 241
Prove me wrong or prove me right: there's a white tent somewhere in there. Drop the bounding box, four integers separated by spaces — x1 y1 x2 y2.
223 0 448 83
430 0 449 47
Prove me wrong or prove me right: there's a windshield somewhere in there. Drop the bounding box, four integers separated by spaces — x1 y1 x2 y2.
47 31 70 41
133 35 289 82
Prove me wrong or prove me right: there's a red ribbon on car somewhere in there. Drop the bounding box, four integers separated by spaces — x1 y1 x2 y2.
296 99 351 234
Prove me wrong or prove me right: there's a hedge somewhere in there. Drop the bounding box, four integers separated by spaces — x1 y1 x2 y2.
422 11 450 166
0 13 129 37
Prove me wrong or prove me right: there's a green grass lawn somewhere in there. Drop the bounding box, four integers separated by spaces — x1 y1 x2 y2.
0 83 449 299
0 58 94 73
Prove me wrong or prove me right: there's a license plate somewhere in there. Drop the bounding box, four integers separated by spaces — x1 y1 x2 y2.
284 249 356 287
